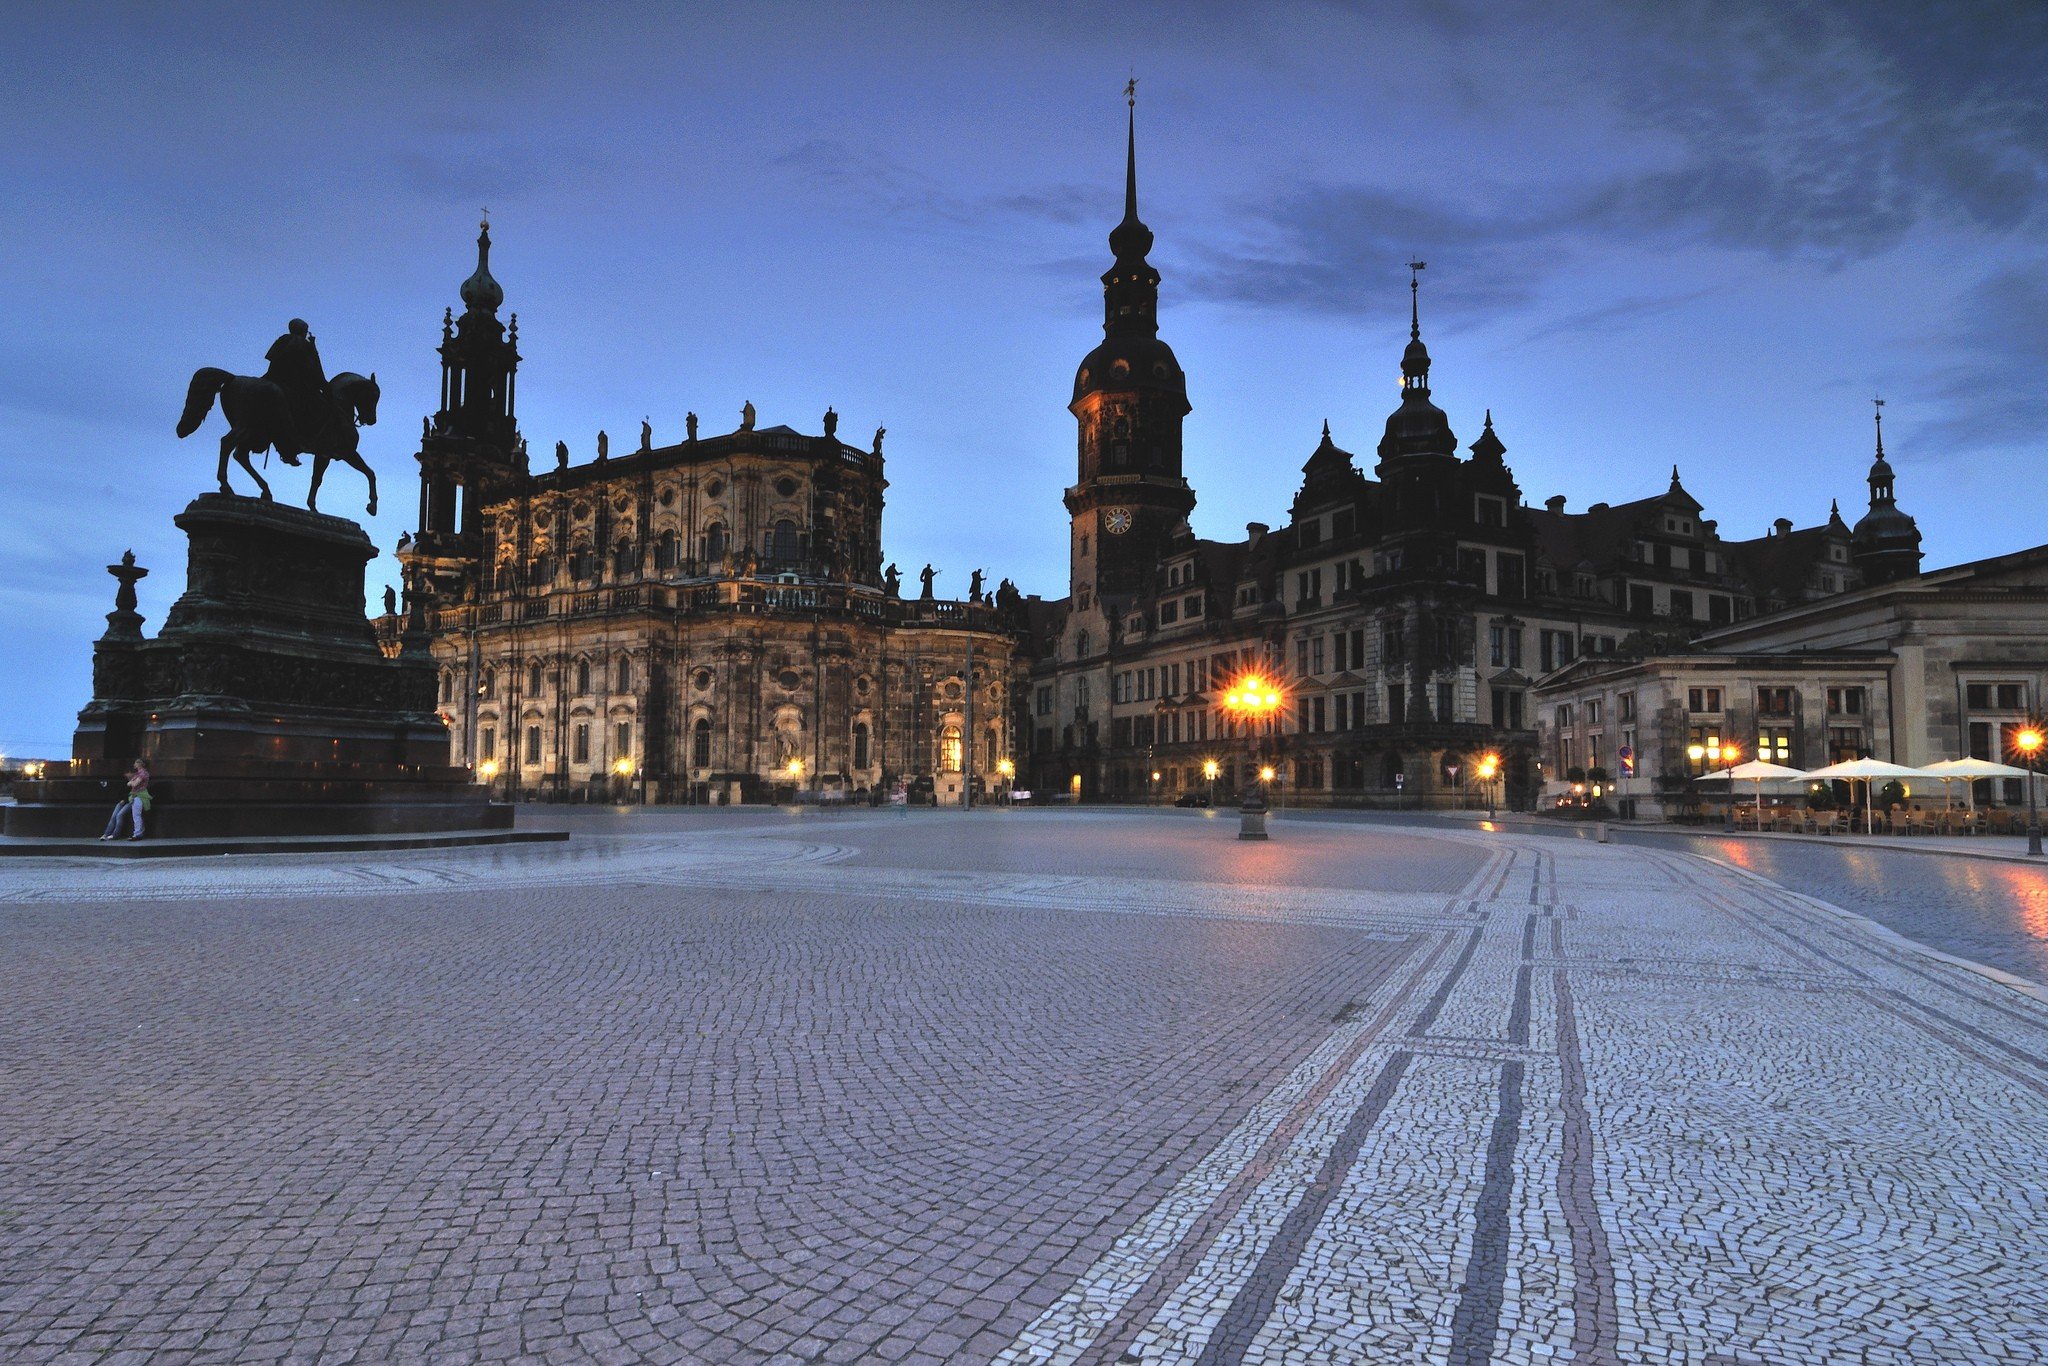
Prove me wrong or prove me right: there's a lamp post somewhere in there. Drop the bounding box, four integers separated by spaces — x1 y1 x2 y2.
1223 674 1285 839
1476 751 1500 820
2017 726 2043 857
784 755 805 806
1202 757 1220 810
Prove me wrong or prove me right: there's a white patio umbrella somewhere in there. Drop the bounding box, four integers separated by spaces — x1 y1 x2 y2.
1920 757 2035 814
1802 757 1931 834
1694 759 1807 829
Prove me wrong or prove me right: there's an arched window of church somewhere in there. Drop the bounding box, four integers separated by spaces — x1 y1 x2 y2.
570 543 593 582
769 519 801 568
532 553 553 585
528 662 544 697
614 539 634 578
1075 630 1090 659
575 659 591 695
853 722 871 771
940 723 963 773
692 717 712 768
705 522 728 565
479 667 495 700
616 656 632 692
654 530 678 573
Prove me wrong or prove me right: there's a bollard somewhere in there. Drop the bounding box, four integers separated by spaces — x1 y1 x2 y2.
1238 798 1269 840
1595 820 1610 843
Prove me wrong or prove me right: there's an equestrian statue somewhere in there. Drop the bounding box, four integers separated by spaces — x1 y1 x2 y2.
176 319 381 516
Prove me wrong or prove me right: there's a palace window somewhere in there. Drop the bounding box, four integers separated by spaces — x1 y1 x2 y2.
692 717 712 768
614 540 635 578
1757 686 1794 716
654 530 678 572
570 544 594 582
1758 726 1793 765
1687 687 1723 714
940 724 963 772
704 522 729 565
1827 686 1865 715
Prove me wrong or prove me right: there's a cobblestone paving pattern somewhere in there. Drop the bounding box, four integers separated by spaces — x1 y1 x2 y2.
3 811 2047 1363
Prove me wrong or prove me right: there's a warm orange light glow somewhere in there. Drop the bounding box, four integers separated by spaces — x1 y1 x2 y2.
996 758 1016 779
477 759 500 782
615 756 638 778
1202 759 1221 780
2018 728 2045 755
783 757 803 778
1476 752 1500 780
1222 674 1285 718
1258 765 1276 783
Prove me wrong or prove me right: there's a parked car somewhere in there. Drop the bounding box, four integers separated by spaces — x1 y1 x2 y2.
1174 793 1211 808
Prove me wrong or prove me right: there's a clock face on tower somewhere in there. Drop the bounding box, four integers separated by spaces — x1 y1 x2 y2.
1104 507 1133 535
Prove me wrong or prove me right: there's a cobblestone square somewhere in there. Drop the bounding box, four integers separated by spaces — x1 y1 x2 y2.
3 810 2046 1363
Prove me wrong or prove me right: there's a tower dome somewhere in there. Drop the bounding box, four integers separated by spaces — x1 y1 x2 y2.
1377 264 1456 466
460 219 504 314
1850 400 1922 586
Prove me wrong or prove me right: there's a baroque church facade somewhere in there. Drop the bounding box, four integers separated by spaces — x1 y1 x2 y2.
389 223 1022 804
1020 104 1924 810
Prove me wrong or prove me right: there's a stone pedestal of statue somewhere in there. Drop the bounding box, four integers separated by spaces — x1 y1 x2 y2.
4 494 513 840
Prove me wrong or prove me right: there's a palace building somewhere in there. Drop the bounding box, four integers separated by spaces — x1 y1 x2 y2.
388 222 1023 805
1020 103 1926 810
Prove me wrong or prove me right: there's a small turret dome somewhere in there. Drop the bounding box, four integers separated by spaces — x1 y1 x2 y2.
460 220 503 314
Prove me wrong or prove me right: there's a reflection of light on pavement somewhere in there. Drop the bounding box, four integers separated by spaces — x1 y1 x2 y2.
1999 865 2048 941
1480 820 1498 833
1719 840 1756 870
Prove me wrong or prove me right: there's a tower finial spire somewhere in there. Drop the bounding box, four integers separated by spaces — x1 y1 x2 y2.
1123 76 1139 225
1873 394 1885 457
1408 259 1426 341
1106 78 1154 269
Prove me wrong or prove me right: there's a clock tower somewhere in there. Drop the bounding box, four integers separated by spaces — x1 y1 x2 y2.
1065 86 1194 604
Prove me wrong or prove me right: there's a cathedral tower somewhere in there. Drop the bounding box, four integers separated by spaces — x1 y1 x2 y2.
416 219 525 552
1064 86 1194 602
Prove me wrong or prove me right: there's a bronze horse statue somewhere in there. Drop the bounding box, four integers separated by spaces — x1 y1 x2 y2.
176 368 381 516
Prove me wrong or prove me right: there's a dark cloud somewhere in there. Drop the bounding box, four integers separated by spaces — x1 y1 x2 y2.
1917 262 2048 455
1188 0 2047 317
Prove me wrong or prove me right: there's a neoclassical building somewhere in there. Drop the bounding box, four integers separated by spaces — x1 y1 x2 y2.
389 222 1023 804
1021 105 1924 810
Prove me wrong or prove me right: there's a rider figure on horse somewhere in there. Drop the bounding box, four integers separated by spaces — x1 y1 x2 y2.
262 319 329 461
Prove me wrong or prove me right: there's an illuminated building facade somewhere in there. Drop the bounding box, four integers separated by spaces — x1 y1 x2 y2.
389 223 1022 804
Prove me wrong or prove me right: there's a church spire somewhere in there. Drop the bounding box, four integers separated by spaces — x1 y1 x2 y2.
1097 83 1163 344
1400 260 1431 391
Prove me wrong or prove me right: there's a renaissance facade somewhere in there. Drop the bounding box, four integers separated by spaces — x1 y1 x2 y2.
388 224 1022 804
1022 106 1924 810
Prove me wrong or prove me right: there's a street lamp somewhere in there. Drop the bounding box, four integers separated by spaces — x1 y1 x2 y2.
1202 757 1220 809
1475 751 1500 819
2015 725 2044 857
1222 674 1286 840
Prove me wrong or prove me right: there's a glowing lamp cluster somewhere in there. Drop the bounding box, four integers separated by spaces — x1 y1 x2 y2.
1222 676 1284 718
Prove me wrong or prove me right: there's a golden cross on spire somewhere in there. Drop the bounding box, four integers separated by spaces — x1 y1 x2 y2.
480 206 491 229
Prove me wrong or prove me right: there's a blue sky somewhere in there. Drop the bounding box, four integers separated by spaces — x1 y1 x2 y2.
2 1 2043 755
